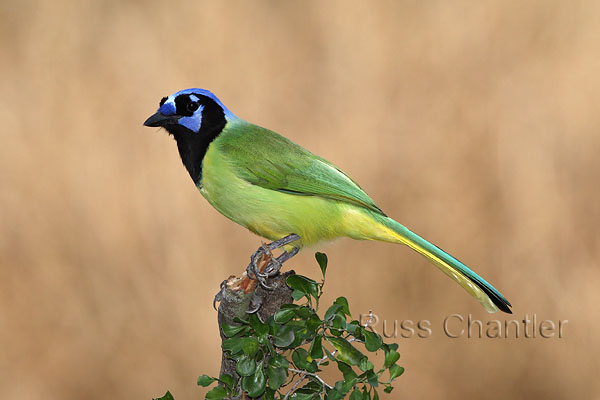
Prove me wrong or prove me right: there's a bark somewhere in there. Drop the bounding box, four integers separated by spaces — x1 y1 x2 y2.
216 255 295 397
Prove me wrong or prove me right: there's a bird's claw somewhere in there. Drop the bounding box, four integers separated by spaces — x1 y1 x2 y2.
246 233 300 290
262 258 282 277
245 243 270 283
246 292 263 314
213 279 229 310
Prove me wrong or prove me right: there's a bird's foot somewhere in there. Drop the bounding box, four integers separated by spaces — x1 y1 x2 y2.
246 233 300 289
247 292 263 314
213 278 229 310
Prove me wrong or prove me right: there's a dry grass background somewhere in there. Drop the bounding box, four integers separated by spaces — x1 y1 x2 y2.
1 0 598 398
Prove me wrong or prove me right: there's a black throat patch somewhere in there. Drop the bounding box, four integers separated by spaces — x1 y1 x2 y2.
165 95 227 185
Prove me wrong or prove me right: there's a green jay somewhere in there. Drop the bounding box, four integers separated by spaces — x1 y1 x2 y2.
144 88 511 314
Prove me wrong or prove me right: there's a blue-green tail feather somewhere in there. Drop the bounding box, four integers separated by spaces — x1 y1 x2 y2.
380 217 512 314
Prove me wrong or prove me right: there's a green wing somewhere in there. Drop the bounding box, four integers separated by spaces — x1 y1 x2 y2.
217 122 386 216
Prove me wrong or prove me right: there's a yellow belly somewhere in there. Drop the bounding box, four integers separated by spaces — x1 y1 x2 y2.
199 143 393 248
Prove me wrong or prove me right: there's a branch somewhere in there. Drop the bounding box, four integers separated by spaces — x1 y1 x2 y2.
283 338 360 399
215 247 295 397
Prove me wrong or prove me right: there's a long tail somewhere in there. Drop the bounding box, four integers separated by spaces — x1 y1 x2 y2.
376 216 512 314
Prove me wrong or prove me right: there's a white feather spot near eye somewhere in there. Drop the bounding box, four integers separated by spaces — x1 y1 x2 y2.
189 95 200 102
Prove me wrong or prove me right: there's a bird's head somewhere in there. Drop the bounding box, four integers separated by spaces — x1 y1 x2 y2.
143 88 235 136
144 88 236 184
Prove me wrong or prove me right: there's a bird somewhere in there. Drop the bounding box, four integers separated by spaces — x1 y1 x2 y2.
144 88 512 314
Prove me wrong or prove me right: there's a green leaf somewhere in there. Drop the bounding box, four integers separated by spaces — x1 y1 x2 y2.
268 353 289 369
205 386 227 400
221 323 248 338
362 387 371 400
273 308 296 323
324 304 341 321
248 313 269 337
326 337 365 366
291 381 322 400
273 325 295 348
382 343 398 352
329 328 343 337
153 391 174 400
332 313 346 331
291 348 317 373
292 289 306 301
333 297 350 316
306 313 322 333
296 306 312 319
197 374 216 387
267 365 287 390
363 330 383 352
287 275 319 299
218 373 233 389
346 320 360 333
350 389 362 400
222 337 244 355
289 390 320 400
358 357 374 372
241 337 259 357
236 355 256 377
302 380 322 392
326 388 344 400
315 252 328 277
292 348 313 371
263 387 275 400
233 316 250 325
242 361 266 397
366 370 378 387
290 325 309 348
383 386 393 394
333 380 351 396
372 388 380 400
384 350 400 368
337 361 358 382
279 303 300 310
324 347 337 362
389 364 405 380
309 335 324 359
341 378 356 395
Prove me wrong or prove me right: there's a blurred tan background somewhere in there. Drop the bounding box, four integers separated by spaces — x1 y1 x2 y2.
1 0 598 398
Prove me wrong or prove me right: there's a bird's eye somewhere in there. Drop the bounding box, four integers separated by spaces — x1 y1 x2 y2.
187 102 199 112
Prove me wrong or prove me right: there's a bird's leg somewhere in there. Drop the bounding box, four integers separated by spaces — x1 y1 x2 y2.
261 247 300 278
210 234 300 314
257 234 301 280
246 233 301 289
245 243 273 282
266 233 302 250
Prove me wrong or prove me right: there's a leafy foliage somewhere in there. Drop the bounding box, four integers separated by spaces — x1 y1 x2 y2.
153 391 174 400
157 252 404 399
